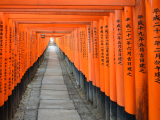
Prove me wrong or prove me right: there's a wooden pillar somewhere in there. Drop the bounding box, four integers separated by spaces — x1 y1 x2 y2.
4 14 9 120
91 22 97 108
134 0 148 120
109 13 117 120
8 18 13 120
93 21 100 111
87 25 93 102
115 10 125 120
99 19 105 93
85 25 90 101
0 12 5 120
146 0 160 119
103 16 110 120
123 7 136 120
99 19 105 118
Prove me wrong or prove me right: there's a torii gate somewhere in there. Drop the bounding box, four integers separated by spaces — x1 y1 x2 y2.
0 0 159 120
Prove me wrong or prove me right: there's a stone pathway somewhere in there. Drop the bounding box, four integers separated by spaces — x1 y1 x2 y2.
13 41 97 120
37 43 81 120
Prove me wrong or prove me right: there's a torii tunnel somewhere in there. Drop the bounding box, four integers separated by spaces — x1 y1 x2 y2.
0 0 159 120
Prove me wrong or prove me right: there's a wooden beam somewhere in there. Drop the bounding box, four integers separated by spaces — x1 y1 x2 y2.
0 5 124 10
11 18 100 22
21 24 87 28
0 0 135 6
16 21 91 24
0 9 114 12
37 33 70 35
29 28 76 31
4 12 110 16
8 14 104 19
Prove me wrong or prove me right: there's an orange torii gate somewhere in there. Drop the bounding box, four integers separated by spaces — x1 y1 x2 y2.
0 0 160 120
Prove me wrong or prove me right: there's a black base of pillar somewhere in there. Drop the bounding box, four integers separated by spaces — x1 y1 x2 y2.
117 105 125 120
12 89 14 117
105 95 110 120
4 100 8 120
16 84 19 109
71 63 74 74
73 64 76 78
110 100 117 120
97 87 101 111
13 86 17 116
21 76 24 96
100 91 105 118
89 81 93 102
124 111 136 120
19 81 22 102
8 95 12 120
93 85 97 108
75 68 77 84
73 64 75 77
80 72 85 90
26 70 29 87
0 105 4 120
75 68 77 82
67 57 69 69
24 71 28 93
76 69 80 88
29 68 31 83
84 77 87 92
86 81 89 101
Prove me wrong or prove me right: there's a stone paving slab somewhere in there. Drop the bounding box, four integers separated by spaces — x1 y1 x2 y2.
45 70 62 73
38 109 81 120
47 64 61 66
45 67 62 70
48 57 58 58
47 62 60 64
48 64 61 66
44 72 63 76
40 90 70 100
47 59 59 61
47 61 59 63
43 76 63 80
47 65 61 67
46 68 62 70
47 65 60 67
41 85 67 90
49 56 57 57
48 59 59 60
39 100 75 109
47 61 60 63
46 68 61 70
45 70 63 74
45 69 62 71
45 68 62 70
42 79 65 85
47 62 59 64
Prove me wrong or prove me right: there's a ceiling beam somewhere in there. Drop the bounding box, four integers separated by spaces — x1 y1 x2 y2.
0 5 124 10
0 0 135 6
5 12 110 16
